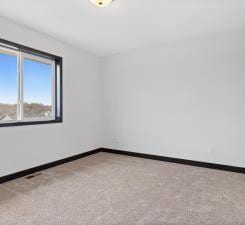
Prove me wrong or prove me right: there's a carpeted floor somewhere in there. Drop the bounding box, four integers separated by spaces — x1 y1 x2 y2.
0 152 245 225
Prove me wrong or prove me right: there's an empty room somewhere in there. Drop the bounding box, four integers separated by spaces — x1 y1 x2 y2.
0 0 245 224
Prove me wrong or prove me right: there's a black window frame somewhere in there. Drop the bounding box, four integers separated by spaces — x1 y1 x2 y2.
0 38 63 127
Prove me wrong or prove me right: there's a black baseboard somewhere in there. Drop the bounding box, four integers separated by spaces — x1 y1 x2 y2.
0 148 101 184
1 147 244 184
101 148 245 174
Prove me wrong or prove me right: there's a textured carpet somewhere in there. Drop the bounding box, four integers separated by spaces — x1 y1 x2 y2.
0 152 245 225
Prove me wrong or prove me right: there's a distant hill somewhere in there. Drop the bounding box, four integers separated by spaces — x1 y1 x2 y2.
0 103 52 120
23 103 52 118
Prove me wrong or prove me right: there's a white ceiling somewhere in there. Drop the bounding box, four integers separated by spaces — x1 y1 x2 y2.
0 0 244 56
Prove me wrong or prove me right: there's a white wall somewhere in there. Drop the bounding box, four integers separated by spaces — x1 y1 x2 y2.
0 17 101 177
101 29 245 167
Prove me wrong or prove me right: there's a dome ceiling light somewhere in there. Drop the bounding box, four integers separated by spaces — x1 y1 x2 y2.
90 0 114 7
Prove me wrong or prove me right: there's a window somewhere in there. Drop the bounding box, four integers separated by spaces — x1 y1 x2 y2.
0 38 62 127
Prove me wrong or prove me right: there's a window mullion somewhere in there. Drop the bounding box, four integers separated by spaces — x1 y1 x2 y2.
17 52 24 121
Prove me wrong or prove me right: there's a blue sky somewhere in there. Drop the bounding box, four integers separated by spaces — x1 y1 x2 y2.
0 53 52 105
0 53 17 104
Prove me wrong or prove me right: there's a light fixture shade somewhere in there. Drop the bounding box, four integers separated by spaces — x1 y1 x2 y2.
90 0 113 7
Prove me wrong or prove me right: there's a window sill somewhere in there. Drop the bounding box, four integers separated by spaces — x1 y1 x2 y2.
0 119 62 128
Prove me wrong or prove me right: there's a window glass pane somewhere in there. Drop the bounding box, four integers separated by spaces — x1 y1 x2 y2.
23 58 53 119
0 51 17 121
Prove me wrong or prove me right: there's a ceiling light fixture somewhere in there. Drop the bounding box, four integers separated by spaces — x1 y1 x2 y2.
90 0 113 7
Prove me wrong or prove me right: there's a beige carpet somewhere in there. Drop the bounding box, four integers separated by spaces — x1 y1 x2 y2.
0 152 245 225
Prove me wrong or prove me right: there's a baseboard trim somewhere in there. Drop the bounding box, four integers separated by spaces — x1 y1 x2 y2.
101 148 245 174
0 148 101 184
1 147 244 184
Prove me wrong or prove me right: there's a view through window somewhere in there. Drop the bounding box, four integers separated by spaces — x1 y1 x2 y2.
0 40 62 126
23 58 53 119
0 51 17 121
